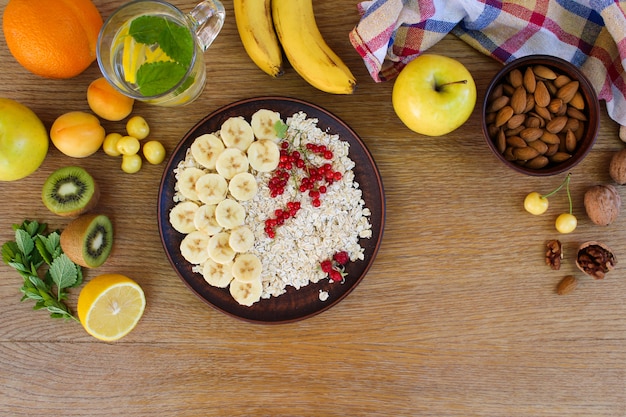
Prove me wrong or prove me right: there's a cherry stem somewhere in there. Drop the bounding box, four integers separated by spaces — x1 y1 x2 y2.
541 172 572 200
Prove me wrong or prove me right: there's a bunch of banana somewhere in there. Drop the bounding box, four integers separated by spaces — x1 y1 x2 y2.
234 0 357 94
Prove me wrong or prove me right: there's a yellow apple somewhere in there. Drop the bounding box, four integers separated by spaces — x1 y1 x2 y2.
392 54 477 136
0 98 49 181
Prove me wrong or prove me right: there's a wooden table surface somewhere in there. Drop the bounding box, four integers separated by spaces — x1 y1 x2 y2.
1 1 626 415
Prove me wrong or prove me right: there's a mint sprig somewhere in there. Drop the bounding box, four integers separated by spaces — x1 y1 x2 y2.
1 220 83 321
128 15 194 96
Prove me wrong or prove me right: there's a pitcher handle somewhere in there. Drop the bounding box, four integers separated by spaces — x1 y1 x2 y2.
188 0 225 51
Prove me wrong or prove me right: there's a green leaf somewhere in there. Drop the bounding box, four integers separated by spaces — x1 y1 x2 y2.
136 61 189 96
49 254 78 293
35 237 52 265
158 20 193 67
2 241 18 264
275 120 288 139
15 229 34 257
129 15 166 44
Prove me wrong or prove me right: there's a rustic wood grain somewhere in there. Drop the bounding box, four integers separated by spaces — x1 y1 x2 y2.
1 1 625 416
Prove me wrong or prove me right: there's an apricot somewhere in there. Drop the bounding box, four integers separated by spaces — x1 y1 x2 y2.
87 77 134 121
50 111 105 158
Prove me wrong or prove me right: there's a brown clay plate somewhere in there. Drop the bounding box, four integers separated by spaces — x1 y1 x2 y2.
157 97 385 323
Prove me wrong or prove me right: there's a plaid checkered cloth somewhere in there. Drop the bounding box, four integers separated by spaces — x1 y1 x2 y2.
349 0 626 127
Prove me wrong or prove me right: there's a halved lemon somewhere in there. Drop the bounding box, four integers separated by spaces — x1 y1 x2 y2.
77 274 146 341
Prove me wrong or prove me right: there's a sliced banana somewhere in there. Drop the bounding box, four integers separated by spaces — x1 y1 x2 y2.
220 116 255 151
169 201 200 234
193 204 223 235
228 172 258 201
180 230 210 264
251 109 282 142
190 133 225 170
207 232 236 264
232 253 263 283
228 225 255 253
177 167 206 201
229 277 262 306
247 139 280 172
195 172 228 205
202 258 234 288
215 148 249 180
214 198 246 229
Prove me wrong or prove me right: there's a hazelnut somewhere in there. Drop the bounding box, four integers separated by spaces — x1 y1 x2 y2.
583 184 621 226
576 241 617 279
609 149 626 185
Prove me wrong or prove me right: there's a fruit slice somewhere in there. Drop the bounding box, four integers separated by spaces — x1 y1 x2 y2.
207 232 236 264
60 214 113 268
228 225 255 253
77 273 146 342
41 166 100 217
247 139 280 172
232 253 262 282
251 109 282 141
169 201 200 234
214 198 246 229
220 116 254 150
177 167 205 201
215 148 249 179
228 172 258 201
202 258 234 288
195 173 228 205
229 278 262 306
190 133 225 170
180 230 210 264
193 204 223 235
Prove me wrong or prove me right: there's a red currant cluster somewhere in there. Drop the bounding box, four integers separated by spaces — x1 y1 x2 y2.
264 140 343 238
320 251 350 282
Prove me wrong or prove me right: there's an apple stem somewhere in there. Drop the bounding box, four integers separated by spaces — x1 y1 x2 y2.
437 80 467 91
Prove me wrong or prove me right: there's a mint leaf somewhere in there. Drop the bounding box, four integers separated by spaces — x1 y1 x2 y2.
158 20 193 67
136 61 189 96
49 254 78 297
15 229 34 258
275 120 288 139
129 15 167 45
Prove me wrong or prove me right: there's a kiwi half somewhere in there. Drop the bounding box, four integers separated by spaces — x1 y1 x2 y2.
60 214 113 268
42 166 100 217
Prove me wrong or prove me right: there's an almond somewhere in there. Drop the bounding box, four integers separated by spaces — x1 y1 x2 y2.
520 127 544 142
546 116 568 133
506 114 526 129
553 74 572 88
549 152 572 163
529 139 548 154
533 65 557 80
556 275 578 295
525 155 549 169
523 67 536 93
506 135 527 148
495 106 514 127
488 95 509 112
565 130 577 152
534 105 552 121
496 129 507 153
556 80 579 103
508 69 523 87
513 146 540 161
569 91 585 110
534 81 551 107
566 106 587 121
541 131 561 145
548 98 564 114
510 86 527 114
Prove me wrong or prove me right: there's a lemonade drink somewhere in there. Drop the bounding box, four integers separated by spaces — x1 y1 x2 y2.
97 0 225 107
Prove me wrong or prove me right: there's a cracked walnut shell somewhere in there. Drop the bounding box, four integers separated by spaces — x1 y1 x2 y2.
583 184 621 226
575 241 617 280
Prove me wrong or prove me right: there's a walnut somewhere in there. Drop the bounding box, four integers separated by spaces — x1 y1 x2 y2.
575 241 617 279
545 239 562 270
609 149 626 185
583 184 621 226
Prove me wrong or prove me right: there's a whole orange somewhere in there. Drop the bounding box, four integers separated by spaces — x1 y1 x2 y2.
2 0 103 79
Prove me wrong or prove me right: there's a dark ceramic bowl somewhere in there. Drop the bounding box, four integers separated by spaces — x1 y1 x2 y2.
482 55 599 176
